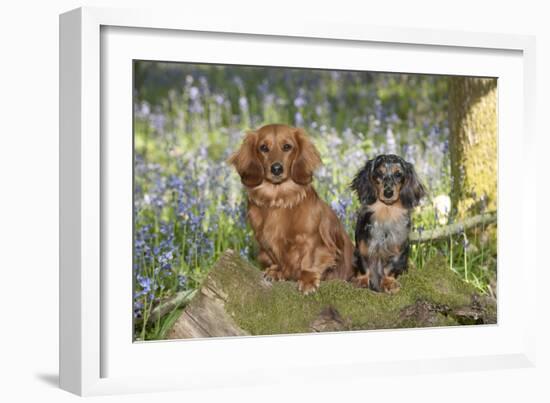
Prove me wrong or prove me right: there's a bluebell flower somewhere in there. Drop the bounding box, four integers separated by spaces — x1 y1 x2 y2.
189 86 199 100
137 275 152 293
177 274 187 289
239 96 248 111
133 300 144 318
240 246 249 258
149 112 165 133
295 112 304 127
294 95 306 108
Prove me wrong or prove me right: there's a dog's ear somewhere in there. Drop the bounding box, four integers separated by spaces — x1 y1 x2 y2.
400 162 426 208
351 159 377 204
227 131 264 187
290 128 322 185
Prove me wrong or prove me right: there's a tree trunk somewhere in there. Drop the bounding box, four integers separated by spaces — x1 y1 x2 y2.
167 250 496 339
449 77 497 218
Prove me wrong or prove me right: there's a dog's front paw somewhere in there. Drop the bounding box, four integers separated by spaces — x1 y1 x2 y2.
353 274 371 289
381 275 400 294
298 270 321 295
263 265 283 282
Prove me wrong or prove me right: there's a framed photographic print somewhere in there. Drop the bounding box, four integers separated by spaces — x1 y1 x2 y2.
59 6 537 396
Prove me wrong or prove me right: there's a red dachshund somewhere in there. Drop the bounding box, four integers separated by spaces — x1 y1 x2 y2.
229 124 354 294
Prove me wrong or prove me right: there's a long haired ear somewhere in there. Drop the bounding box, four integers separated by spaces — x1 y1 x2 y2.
227 131 264 187
400 162 426 208
290 128 322 185
351 159 377 205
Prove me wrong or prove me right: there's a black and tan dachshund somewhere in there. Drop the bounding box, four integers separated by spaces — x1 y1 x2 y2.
351 154 426 293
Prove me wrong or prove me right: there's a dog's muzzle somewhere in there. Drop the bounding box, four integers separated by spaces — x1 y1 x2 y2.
271 162 283 176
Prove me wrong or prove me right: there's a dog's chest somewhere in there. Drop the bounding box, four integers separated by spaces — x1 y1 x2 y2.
366 203 409 256
251 206 309 250
261 209 288 234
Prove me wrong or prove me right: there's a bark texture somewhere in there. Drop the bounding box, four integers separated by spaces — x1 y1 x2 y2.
449 77 497 218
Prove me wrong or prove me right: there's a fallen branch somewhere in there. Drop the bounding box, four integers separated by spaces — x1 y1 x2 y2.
409 212 496 243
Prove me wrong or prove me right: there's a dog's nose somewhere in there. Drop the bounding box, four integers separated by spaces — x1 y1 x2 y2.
271 162 283 176
383 188 394 198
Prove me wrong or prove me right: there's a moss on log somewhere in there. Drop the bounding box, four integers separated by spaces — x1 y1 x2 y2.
167 250 496 339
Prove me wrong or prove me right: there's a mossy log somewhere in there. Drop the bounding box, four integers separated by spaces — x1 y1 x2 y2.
167 250 496 339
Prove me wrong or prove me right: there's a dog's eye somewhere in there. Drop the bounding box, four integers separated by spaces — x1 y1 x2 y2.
259 144 269 153
282 144 292 152
394 172 403 179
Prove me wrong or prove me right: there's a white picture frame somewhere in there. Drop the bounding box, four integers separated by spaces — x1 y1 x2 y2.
59 6 537 396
